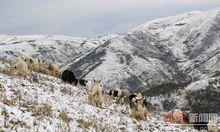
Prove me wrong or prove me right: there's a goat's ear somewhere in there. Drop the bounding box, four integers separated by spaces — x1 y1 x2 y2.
30 59 33 63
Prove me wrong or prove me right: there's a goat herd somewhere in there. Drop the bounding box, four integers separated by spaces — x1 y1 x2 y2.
2 57 219 131
6 56 176 120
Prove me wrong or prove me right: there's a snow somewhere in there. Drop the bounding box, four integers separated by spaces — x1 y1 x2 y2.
130 8 219 66
185 79 209 91
0 60 197 131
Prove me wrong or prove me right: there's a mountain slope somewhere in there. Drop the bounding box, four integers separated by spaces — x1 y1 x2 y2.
133 9 220 79
0 34 118 70
0 60 197 131
69 9 220 93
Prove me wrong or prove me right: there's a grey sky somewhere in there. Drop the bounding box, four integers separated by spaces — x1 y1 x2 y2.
0 0 220 37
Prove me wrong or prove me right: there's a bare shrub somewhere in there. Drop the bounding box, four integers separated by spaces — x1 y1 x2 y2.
0 84 6 99
20 99 38 112
0 83 5 92
11 89 22 107
77 119 91 129
1 97 14 106
32 103 53 117
8 119 27 128
59 110 72 124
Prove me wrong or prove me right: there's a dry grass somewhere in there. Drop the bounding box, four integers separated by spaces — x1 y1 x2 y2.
1 97 14 106
59 110 72 124
10 89 25 108
32 103 53 117
0 60 12 75
0 84 6 100
77 119 93 130
39 103 53 117
2 108 9 128
0 83 5 92
8 119 27 128
11 89 21 96
0 68 12 76
2 108 9 119
20 99 38 112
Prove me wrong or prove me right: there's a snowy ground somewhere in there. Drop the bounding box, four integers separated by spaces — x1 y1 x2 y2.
0 60 197 131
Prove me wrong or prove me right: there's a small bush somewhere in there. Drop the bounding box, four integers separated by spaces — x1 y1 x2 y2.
0 84 5 99
9 119 27 128
1 97 14 106
59 110 72 124
32 103 53 117
20 99 38 112
0 83 5 92
77 119 99 130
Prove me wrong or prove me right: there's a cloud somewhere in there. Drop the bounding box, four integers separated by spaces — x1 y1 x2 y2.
0 0 219 37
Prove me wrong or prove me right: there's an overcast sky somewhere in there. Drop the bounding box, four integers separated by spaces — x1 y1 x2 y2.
0 0 220 37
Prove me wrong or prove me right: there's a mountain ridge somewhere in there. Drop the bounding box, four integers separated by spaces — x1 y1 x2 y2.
68 9 220 93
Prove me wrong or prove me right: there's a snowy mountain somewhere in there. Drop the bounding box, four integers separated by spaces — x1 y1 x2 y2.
0 34 118 70
70 9 220 93
0 9 220 113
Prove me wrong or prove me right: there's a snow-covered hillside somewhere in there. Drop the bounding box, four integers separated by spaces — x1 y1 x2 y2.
70 9 220 92
0 60 197 131
0 34 118 70
133 9 220 80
